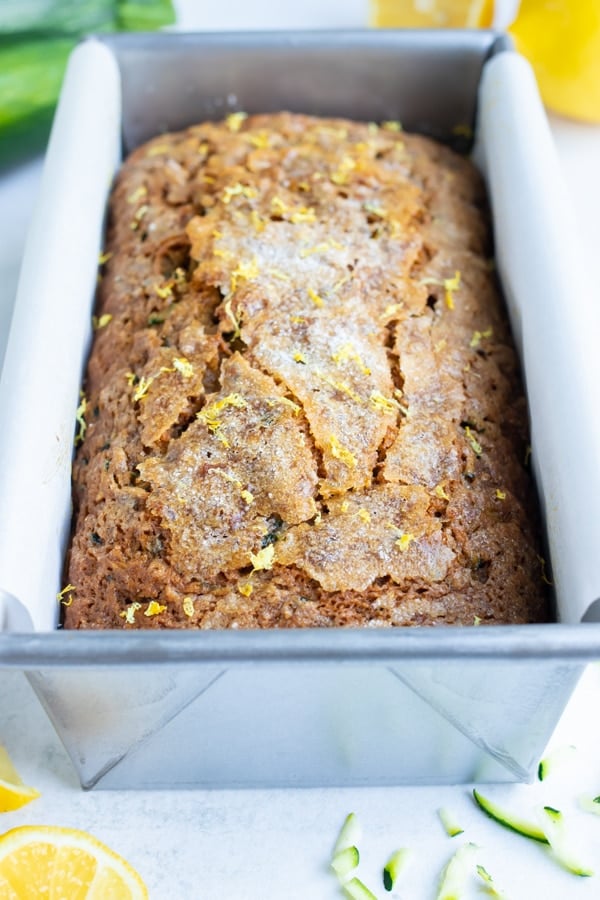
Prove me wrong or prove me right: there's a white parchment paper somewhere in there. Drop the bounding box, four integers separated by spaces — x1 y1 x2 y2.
475 53 600 623
0 41 121 631
0 44 597 630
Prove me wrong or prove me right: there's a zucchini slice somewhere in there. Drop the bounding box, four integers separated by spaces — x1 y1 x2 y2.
472 790 548 844
331 846 360 881
342 876 378 900
436 842 478 900
539 806 594 877
382 848 412 891
438 807 464 838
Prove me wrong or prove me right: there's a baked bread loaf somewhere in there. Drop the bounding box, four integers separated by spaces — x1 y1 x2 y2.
64 112 547 629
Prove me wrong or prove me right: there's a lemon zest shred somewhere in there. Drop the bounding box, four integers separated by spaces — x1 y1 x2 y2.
212 229 223 239
182 596 195 617
144 601 167 617
172 357 194 379
331 155 356 186
444 271 461 309
291 315 306 324
332 274 351 293
395 532 415 551
329 435 357 468
75 392 87 445
369 391 399 415
434 338 447 353
470 326 494 348
57 584 76 605
226 111 248 132
222 183 258 205
382 120 402 132
332 343 371 375
495 489 506 500
146 143 170 156
230 257 260 293
266 396 301 415
197 394 247 446
316 370 362 403
92 313 112 330
464 426 483 457
364 202 387 219
340 501 350 513
293 351 307 364
213 247 234 260
268 268 290 281
250 209 266 233
125 371 137 386
313 511 322 524
248 131 271 149
120 601 142 624
307 288 324 308
383 303 404 319
130 204 148 230
300 242 331 259
133 375 154 402
127 185 147 205
238 582 253 597
154 281 173 299
98 251 112 265
240 489 254 505
290 207 316 224
250 544 275 571
434 484 450 501
358 508 371 523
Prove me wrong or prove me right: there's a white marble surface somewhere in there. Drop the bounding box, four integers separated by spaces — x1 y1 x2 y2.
2 2 600 898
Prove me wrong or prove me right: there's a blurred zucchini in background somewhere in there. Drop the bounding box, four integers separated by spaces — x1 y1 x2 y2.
0 0 176 167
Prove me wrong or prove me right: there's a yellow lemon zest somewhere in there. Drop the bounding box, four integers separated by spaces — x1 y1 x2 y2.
495 489 506 501
444 271 461 309
133 375 154 402
316 371 362 403
307 288 324 308
147 142 170 156
56 584 76 605
434 484 450 501
182 597 195 617
92 313 112 330
358 508 371 523
329 435 357 468
250 544 275 571
266 396 301 415
120 602 142 625
230 257 260 293
250 210 266 233
464 426 482 457
293 351 307 364
331 155 356 185
225 111 248 132
127 185 147 205
268 268 290 281
332 343 371 375
395 532 415 551
130 204 148 230
240 490 254 505
222 182 258 204
172 357 194 379
223 297 241 338
144 601 166 617
340 501 350 513
248 131 271 149
154 281 173 299
98 251 112 265
470 326 493 348
382 120 402 132
369 391 399 415
238 582 253 597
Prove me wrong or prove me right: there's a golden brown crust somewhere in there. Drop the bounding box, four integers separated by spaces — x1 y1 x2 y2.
64 112 547 629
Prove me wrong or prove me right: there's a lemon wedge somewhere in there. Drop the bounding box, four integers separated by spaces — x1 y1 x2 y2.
0 826 148 899
509 0 600 123
0 747 39 814
371 0 494 29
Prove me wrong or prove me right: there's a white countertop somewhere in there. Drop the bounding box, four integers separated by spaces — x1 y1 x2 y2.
2 2 600 898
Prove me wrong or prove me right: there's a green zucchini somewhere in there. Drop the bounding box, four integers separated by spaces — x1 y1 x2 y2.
472 790 548 843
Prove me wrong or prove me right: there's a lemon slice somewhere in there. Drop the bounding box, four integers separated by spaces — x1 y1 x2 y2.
0 747 39 813
509 0 600 123
371 0 494 29
0 826 148 899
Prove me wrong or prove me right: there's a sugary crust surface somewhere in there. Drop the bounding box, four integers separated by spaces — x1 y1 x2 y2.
64 112 547 629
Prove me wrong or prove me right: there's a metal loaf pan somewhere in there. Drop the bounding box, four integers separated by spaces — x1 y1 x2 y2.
1 30 600 790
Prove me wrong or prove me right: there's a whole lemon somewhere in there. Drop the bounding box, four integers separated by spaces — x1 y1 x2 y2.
509 0 600 123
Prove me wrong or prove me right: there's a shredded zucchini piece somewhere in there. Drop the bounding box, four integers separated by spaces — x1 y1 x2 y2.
438 807 464 837
382 848 412 892
342 877 378 900
331 846 360 882
436 842 478 900
538 745 576 781
472 790 548 844
476 863 507 898
333 813 362 857
539 806 594 877
578 795 600 816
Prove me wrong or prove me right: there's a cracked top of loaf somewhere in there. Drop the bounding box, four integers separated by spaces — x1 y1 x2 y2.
63 112 548 629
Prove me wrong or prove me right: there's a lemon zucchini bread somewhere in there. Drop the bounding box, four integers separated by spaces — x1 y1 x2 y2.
64 112 547 629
